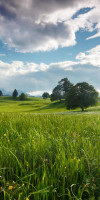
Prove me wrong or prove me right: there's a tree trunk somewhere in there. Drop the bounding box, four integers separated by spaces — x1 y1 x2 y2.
81 106 84 111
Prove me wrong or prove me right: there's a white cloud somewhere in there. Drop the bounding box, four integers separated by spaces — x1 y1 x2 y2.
27 90 52 96
0 44 100 95
0 44 100 79
0 0 100 52
0 59 77 77
76 45 100 67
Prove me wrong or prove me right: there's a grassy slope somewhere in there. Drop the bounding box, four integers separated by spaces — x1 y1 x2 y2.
0 96 100 113
0 96 68 113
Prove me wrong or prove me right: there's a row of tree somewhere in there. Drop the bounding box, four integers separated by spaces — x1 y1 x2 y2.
0 89 28 101
42 78 72 100
42 78 99 111
12 89 28 100
0 78 99 110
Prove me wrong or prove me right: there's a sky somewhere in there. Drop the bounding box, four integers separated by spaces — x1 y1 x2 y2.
0 0 100 96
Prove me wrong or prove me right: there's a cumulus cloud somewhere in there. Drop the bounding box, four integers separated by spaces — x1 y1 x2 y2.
0 0 100 52
0 59 77 77
76 45 100 67
0 44 100 94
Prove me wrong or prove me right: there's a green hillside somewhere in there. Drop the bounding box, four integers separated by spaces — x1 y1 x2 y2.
0 96 100 113
0 96 66 113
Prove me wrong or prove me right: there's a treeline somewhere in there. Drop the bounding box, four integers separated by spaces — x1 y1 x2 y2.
0 89 28 101
0 77 99 111
42 78 99 111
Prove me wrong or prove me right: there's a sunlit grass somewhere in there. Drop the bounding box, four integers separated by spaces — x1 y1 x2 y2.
0 96 100 113
0 113 100 199
0 96 67 113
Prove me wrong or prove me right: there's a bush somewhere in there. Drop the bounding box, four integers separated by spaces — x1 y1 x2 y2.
19 93 28 100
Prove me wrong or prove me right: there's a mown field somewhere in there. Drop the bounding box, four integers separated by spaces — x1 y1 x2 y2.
0 97 100 199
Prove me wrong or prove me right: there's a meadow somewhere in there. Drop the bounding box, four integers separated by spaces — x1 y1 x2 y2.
0 96 100 199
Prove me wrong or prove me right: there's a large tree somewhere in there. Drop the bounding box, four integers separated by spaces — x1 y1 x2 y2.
12 89 18 98
51 85 62 101
58 78 73 98
51 78 73 101
65 82 99 111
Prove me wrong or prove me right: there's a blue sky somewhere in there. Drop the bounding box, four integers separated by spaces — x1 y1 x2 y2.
0 0 100 96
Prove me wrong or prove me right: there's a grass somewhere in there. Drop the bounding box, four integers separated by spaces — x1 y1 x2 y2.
0 113 100 199
0 96 67 113
0 96 100 199
0 96 100 113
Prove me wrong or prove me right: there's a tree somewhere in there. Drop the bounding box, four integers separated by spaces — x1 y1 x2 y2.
58 78 73 98
19 93 28 100
65 82 99 111
42 92 50 99
12 89 18 98
51 85 62 101
0 90 3 96
51 78 73 101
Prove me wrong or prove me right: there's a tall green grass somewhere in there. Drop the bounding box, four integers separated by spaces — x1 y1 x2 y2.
0 113 100 199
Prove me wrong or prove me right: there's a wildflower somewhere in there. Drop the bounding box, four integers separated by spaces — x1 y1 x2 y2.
9 185 13 190
26 162 29 167
72 157 76 161
26 198 29 200
4 134 6 137
84 184 88 188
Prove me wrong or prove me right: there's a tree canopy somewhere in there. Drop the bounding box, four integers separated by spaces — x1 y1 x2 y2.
65 82 99 111
42 92 50 99
19 93 28 101
51 78 73 101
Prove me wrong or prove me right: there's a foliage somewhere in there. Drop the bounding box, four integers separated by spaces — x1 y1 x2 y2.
58 78 73 97
0 113 100 199
51 78 73 101
65 82 99 111
0 90 3 96
12 89 18 98
42 92 50 99
19 92 28 100
51 84 62 101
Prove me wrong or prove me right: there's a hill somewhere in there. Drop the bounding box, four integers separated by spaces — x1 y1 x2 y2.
0 96 100 113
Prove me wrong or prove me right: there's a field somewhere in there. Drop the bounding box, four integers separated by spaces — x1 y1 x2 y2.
0 96 100 114
0 96 67 113
0 97 100 200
